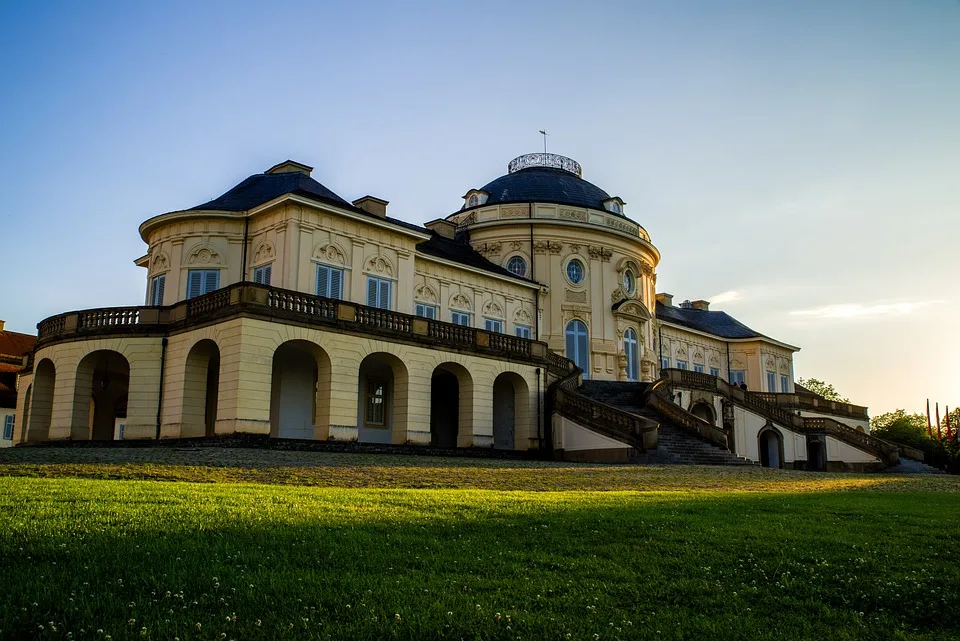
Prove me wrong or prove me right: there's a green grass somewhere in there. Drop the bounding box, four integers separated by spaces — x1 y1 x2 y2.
1 458 959 640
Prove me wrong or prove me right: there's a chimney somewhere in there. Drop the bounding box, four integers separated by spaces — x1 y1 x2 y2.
691 300 710 311
655 293 674 307
424 218 457 240
352 195 389 218
265 160 313 176
0 320 5 331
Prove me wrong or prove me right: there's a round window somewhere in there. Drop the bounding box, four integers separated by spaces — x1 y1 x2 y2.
566 259 585 284
623 270 635 294
506 256 527 277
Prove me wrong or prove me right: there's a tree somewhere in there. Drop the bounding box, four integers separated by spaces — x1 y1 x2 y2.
870 409 931 452
795 377 849 403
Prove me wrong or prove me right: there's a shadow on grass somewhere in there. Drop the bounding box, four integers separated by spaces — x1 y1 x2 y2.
1 478 959 640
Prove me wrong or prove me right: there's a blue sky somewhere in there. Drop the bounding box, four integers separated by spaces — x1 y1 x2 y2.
1 0 958 414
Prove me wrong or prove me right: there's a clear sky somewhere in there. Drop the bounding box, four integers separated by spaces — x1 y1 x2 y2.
1 1 957 416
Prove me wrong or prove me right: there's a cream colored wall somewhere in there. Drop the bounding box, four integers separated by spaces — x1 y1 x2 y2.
730 340 796 393
799 411 870 433
553 415 631 453
827 436 881 464
732 406 803 465
659 325 729 377
462 206 659 382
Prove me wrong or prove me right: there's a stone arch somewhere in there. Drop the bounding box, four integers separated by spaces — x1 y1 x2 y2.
414 282 439 305
29 360 56 442
19 384 32 442
807 439 827 471
181 339 221 438
430 362 474 449
690 401 715 425
450 291 473 312
252 240 276 266
270 340 332 440
184 242 224 267
493 371 530 450
313 242 347 266
482 299 504 319
758 426 784 469
364 254 395 278
71 350 130 440
357 352 409 444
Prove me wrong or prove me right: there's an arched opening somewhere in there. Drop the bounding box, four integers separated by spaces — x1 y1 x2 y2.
493 372 529 450
19 384 32 442
72 351 129 440
565 320 590 379
430 363 473 448
28 360 55 441
357 352 408 444
807 440 826 471
270 340 332 440
690 402 715 425
624 328 639 382
182 340 221 438
758 427 784 469
723 421 735 454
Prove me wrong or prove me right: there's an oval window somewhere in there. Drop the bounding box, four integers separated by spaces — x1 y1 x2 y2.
623 270 635 294
566 259 585 284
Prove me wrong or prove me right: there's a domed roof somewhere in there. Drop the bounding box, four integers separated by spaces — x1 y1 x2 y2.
471 153 616 213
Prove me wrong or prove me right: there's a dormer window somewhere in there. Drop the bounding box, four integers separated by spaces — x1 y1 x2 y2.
603 197 625 215
462 189 489 209
468 194 479 207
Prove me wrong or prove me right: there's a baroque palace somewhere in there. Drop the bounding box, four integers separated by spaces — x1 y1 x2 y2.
12 154 897 470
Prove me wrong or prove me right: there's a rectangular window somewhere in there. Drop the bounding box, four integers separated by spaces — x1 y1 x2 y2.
710 367 720 377
767 370 777 392
253 264 272 285
366 276 391 310
365 381 387 427
415 303 436 319
484 318 503 333
661 357 670 370
451 311 471 326
2 415 13 440
186 269 220 299
315 264 344 299
676 361 688 370
693 364 704 373
149 274 165 306
515 325 532 339
729 370 746 385
780 375 789 393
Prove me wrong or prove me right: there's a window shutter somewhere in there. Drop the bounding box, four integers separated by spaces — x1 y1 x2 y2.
426 305 435 319
578 329 589 377
263 265 271 285
203 270 219 295
187 271 203 299
316 265 328 297
330 269 342 299
151 275 165 306
253 268 262 285
366 278 378 307
379 280 391 310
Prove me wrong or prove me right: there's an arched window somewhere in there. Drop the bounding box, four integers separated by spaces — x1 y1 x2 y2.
623 270 635 295
468 194 479 207
565 320 590 379
566 259 585 284
506 256 527 277
624 328 639 381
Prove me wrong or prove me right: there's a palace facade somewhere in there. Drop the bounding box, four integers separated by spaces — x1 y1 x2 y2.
12 154 894 470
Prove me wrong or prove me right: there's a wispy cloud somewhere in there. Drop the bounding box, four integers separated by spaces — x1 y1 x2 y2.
708 290 743 305
789 300 944 320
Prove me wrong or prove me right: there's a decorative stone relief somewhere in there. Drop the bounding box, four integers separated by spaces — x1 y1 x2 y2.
509 240 523 250
779 360 791 375
151 251 170 273
640 260 654 276
314 243 346 265
365 255 394 277
533 240 562 254
253 241 275 265
565 289 588 303
500 206 528 218
187 245 222 266
475 242 501 257
765 356 776 370
414 283 439 304
731 357 745 369
693 349 704 364
709 354 721 367
559 208 587 221
569 243 582 255
604 217 637 234
457 212 476 227
588 245 613 261
514 308 532 325
676 346 687 359
450 292 472 311
611 286 626 303
483 300 504 318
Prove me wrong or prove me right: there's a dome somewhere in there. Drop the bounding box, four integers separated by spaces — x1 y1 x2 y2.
469 153 619 214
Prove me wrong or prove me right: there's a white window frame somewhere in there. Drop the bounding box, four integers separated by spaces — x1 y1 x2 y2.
2 415 13 440
676 360 688 371
253 264 272 285
415 303 437 320
693 364 705 373
484 318 504 333
710 367 720 378
515 325 532 339
451 311 472 326
149 274 165 306
780 374 789 393
315 264 344 299
661 357 670 370
186 269 220 299
730 370 746 385
766 370 777 392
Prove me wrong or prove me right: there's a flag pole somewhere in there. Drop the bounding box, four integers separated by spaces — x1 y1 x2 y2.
936 402 942 440
927 399 933 437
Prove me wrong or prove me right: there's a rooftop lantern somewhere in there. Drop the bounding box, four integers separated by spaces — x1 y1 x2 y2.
507 153 582 178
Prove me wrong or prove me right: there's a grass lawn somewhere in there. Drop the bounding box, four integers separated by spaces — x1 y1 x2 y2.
1 451 959 640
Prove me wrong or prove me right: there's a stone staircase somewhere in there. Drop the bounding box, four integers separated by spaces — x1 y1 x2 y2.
578 381 757 466
879 458 946 475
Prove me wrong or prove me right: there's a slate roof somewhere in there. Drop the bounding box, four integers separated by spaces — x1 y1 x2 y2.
655 301 764 340
475 167 616 213
416 233 538 284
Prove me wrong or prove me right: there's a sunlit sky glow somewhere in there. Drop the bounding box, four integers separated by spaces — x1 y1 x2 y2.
1 1 957 415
